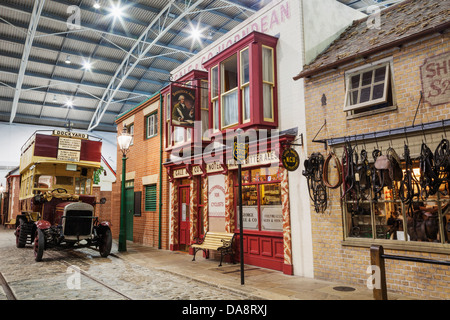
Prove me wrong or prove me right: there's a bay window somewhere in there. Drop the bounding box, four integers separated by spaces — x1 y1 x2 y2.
204 31 278 132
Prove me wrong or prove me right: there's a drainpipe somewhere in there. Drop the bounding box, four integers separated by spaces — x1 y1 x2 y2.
158 93 163 249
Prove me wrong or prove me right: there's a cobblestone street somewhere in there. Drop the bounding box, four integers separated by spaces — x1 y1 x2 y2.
0 228 249 300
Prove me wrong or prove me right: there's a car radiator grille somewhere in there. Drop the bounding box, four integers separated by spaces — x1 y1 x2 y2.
64 210 93 237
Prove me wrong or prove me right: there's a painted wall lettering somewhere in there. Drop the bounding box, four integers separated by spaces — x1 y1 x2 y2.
420 51 450 106
171 0 291 80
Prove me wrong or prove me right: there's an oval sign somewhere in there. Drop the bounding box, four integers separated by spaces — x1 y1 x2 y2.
282 148 300 172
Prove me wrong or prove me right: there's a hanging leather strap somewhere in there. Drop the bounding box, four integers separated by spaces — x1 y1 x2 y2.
322 151 342 189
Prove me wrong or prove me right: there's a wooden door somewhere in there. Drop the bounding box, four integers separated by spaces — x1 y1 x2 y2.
178 186 190 247
125 185 134 241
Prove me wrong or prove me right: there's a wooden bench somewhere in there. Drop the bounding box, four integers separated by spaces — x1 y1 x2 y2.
4 219 16 229
191 232 235 267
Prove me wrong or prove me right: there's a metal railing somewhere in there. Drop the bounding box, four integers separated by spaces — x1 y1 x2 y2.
370 245 450 300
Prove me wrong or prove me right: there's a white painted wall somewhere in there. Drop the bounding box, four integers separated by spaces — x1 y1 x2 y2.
0 122 117 188
303 0 366 64
170 0 365 278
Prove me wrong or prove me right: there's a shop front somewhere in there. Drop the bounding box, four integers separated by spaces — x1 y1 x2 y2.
296 0 450 299
165 136 295 274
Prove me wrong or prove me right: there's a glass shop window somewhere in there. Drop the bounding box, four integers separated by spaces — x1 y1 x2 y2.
238 168 283 232
343 153 450 245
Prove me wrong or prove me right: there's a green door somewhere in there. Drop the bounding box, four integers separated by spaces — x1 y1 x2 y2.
125 181 134 241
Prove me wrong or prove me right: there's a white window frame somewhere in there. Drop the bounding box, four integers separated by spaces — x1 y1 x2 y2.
200 80 210 140
220 53 239 129
146 112 158 139
211 66 220 132
240 47 251 124
262 45 275 122
343 58 394 113
127 123 134 145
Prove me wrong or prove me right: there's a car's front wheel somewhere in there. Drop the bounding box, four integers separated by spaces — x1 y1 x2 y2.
34 229 45 262
98 227 112 258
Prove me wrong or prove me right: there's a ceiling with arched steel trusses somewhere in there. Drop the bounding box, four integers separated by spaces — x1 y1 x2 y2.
0 0 405 133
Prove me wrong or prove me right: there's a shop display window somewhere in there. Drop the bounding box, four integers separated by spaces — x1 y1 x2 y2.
238 168 283 232
343 162 450 245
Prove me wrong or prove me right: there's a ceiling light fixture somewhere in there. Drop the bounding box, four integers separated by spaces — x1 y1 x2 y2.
66 100 73 108
65 55 71 64
82 61 92 71
110 4 123 18
93 1 101 9
189 26 202 42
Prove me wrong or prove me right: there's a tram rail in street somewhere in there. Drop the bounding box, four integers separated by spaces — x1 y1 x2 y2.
0 271 17 300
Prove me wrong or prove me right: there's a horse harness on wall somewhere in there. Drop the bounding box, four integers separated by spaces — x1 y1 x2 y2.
302 152 327 213
304 133 450 242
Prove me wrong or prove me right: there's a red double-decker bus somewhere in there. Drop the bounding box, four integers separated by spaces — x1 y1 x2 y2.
15 130 112 261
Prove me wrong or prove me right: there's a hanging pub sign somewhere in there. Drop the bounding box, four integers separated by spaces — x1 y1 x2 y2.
282 148 300 172
233 141 249 163
170 84 196 128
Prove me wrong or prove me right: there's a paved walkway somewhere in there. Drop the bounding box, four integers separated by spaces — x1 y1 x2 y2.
112 240 413 300
0 227 413 301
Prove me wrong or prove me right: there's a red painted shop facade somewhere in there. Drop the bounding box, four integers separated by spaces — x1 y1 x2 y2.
163 32 296 274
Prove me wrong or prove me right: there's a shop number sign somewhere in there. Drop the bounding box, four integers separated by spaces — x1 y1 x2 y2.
282 148 299 172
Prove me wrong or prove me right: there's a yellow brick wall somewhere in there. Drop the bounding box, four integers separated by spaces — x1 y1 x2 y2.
303 32 450 299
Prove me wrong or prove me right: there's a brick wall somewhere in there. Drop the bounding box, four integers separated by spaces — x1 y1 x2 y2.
303 32 450 299
112 95 171 250
93 186 112 224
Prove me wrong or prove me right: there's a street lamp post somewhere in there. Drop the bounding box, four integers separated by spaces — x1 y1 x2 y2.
117 126 133 252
